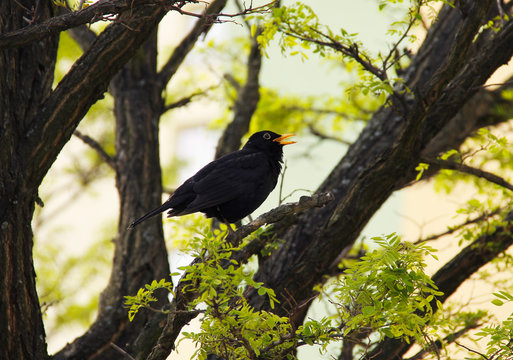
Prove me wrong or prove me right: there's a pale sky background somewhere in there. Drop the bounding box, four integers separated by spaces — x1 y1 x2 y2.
35 1 513 358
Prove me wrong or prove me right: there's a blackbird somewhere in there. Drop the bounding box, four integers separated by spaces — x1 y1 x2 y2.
128 131 296 229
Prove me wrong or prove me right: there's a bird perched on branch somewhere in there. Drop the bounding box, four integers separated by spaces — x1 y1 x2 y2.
128 131 296 229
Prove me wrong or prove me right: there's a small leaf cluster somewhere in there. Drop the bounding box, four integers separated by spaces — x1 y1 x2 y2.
332 233 442 345
474 292 513 358
124 278 173 322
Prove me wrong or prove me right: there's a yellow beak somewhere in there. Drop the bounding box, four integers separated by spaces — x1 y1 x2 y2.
274 133 296 145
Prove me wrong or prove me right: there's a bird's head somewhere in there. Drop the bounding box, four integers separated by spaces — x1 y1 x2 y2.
243 131 296 153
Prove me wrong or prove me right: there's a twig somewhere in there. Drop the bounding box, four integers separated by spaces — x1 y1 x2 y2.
283 105 370 120
167 0 276 20
496 0 505 26
161 85 218 114
455 341 490 360
280 26 385 82
278 161 287 206
382 10 416 72
74 130 117 170
110 342 136 360
308 125 352 146
414 208 503 244
423 158 513 193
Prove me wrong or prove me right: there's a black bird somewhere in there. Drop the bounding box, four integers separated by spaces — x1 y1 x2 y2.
128 131 296 229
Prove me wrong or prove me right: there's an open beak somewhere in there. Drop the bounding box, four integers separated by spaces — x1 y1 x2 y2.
274 133 296 145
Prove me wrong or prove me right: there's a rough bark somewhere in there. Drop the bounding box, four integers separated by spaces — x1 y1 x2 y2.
0 1 58 359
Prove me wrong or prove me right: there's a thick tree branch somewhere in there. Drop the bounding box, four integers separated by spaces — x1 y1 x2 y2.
0 0 173 49
145 192 334 360
22 3 168 192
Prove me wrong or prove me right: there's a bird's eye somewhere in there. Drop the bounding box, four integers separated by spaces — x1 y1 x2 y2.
263 133 271 140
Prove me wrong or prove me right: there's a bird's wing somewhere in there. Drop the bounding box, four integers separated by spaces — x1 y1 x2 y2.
181 150 270 214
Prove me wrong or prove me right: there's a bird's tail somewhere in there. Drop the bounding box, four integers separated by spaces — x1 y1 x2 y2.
127 203 172 230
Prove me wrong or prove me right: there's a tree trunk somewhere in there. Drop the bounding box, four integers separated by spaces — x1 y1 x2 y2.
0 0 58 359
0 1 58 359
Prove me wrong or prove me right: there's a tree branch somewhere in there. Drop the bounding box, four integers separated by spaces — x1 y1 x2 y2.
73 130 117 170
308 124 352 146
229 192 334 248
405 321 482 360
22 3 168 192
0 0 171 49
424 158 513 192
414 207 503 244
156 0 228 91
161 85 217 114
214 26 263 158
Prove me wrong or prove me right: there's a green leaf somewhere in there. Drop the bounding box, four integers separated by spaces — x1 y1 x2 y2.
492 299 504 306
362 306 376 316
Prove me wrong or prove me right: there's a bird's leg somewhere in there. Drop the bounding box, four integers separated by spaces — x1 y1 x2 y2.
226 223 235 234
216 207 235 235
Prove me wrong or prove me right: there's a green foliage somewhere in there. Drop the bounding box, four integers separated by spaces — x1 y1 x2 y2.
124 278 173 322
474 293 513 358
332 233 442 345
129 229 449 358
178 228 295 359
252 1 428 98
430 127 513 249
